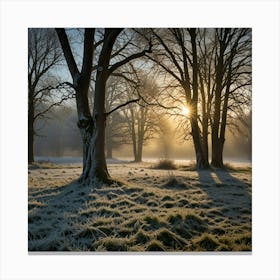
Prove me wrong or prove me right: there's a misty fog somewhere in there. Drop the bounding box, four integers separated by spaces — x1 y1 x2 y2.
34 104 251 161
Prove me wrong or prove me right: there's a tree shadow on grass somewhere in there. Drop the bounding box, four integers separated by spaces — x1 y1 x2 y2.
28 180 96 251
197 169 252 223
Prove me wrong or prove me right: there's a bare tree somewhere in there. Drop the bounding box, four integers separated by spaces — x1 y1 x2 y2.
28 28 73 163
146 28 251 169
56 28 152 183
121 74 159 162
147 28 209 169
105 76 130 159
211 28 251 167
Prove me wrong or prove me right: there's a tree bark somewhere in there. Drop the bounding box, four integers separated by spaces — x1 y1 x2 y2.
78 75 110 183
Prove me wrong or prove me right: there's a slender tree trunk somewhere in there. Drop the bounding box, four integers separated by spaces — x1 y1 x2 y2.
211 30 231 168
202 115 209 163
190 115 209 169
211 57 224 168
105 120 113 159
129 109 139 162
189 29 209 169
215 79 231 168
199 76 209 165
132 137 138 162
135 114 144 162
28 95 35 163
135 136 143 162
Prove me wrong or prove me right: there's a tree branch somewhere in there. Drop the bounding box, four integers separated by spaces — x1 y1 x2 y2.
55 28 80 84
106 98 140 116
108 42 152 75
81 28 95 77
34 82 74 98
34 92 75 121
146 54 182 83
110 72 139 85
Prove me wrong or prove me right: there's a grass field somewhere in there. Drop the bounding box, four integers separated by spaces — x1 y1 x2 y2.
28 160 251 252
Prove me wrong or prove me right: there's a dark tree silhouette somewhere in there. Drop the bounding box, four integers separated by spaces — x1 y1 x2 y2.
148 28 209 169
146 28 251 169
211 28 251 167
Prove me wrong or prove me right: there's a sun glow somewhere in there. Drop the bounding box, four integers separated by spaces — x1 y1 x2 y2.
181 106 190 116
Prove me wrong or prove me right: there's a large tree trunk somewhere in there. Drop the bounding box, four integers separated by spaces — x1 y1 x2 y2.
212 139 224 168
79 29 120 184
74 81 94 180
79 74 110 184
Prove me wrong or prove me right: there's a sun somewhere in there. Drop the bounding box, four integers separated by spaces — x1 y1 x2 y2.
181 106 190 116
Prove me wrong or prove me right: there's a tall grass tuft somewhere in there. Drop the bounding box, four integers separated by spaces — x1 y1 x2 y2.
153 159 177 170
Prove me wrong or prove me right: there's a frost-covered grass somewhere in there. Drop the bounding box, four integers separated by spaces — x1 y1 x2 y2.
28 161 251 252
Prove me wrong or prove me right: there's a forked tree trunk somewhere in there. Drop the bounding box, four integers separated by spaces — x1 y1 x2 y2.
57 27 151 183
79 28 121 184
79 72 110 184
56 28 112 184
